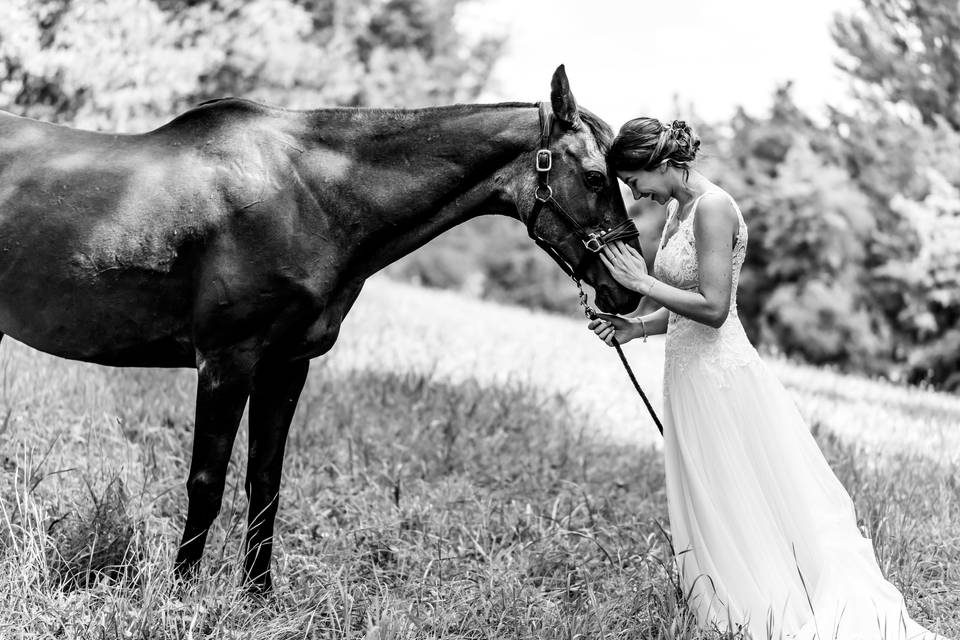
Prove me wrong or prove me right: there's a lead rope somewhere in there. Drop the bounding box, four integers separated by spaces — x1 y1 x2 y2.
576 279 665 436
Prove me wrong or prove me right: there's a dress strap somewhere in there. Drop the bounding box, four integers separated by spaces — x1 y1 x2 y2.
666 198 679 221
658 199 680 248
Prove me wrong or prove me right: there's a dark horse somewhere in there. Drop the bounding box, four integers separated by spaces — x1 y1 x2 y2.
0 66 641 590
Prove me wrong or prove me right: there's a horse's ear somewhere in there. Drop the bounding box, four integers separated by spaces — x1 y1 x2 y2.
550 64 583 130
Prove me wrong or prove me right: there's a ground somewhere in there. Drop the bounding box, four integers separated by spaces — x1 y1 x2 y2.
0 275 956 639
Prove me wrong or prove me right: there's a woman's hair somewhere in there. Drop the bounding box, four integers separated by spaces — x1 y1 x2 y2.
608 117 701 179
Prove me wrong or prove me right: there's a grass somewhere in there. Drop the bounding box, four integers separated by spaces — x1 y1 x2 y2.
0 278 956 638
0 365 957 639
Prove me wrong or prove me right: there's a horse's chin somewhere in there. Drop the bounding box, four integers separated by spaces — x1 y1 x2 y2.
595 287 642 316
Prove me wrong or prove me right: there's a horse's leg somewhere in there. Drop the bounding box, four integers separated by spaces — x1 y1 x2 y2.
242 357 309 592
174 356 252 580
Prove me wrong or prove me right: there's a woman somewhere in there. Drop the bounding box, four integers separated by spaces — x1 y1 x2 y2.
588 117 949 639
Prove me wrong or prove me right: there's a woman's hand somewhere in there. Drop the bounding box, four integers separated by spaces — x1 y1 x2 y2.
599 241 652 294
587 314 635 347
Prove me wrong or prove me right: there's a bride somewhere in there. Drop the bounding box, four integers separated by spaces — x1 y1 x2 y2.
588 117 951 639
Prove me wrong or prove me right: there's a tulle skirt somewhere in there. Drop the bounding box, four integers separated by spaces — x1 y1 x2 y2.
662 335 947 640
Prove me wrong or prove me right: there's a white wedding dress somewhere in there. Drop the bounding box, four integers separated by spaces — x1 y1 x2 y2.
653 189 948 640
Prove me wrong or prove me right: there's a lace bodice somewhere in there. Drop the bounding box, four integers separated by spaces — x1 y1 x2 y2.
652 189 758 385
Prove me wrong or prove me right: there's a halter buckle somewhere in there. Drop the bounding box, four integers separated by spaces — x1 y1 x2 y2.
534 184 553 202
535 149 552 172
583 233 604 253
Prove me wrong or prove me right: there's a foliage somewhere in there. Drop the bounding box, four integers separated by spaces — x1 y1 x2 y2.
826 0 960 386
0 0 504 131
832 0 960 129
879 164 960 387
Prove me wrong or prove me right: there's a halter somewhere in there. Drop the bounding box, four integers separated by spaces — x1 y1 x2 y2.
525 104 663 437
524 102 640 281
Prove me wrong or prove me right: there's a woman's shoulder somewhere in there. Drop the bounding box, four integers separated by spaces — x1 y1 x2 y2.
692 189 741 237
699 186 738 209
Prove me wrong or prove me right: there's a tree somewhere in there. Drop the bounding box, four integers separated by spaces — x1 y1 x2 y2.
873 125 960 388
756 140 889 369
831 0 960 386
0 0 504 131
833 0 960 130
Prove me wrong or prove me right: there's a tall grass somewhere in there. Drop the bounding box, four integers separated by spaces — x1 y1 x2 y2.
0 360 956 639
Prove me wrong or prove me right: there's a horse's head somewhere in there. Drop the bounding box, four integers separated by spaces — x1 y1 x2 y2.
521 65 643 315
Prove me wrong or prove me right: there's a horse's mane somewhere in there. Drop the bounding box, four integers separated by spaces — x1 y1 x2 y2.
165 98 614 153
578 108 613 155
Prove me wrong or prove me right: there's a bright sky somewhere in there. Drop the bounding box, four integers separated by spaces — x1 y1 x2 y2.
461 0 859 127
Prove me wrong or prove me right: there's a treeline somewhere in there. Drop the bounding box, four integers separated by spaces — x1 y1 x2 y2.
396 1 960 390
3 0 960 388
702 1 960 388
0 0 502 130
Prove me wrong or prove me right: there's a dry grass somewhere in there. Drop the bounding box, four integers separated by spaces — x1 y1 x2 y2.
331 277 960 462
0 277 956 639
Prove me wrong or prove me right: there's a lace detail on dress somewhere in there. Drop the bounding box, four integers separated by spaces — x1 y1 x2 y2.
653 190 759 388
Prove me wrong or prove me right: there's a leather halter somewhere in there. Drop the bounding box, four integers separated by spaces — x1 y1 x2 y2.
525 104 664 437
525 102 640 280
527 102 663 436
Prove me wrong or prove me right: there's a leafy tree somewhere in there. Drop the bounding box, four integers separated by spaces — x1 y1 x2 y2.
833 0 960 129
757 140 890 368
0 0 504 131
831 0 960 386
872 124 960 388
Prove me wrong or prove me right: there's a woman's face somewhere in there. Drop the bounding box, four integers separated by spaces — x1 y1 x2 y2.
616 167 672 206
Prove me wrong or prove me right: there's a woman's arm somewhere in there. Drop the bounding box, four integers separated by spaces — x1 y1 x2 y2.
588 306 669 346
600 193 739 329
633 306 670 337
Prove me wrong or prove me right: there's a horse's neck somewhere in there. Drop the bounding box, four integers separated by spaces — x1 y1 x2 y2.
298 105 537 275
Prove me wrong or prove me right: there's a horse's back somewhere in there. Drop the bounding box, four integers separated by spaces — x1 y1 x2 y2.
0 109 226 363
0 102 320 366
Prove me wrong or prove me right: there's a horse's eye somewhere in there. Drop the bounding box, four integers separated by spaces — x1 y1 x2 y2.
585 171 607 191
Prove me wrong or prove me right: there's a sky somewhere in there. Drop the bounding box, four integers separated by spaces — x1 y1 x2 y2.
460 0 860 128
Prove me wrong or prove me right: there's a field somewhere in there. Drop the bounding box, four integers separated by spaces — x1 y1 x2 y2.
0 275 957 639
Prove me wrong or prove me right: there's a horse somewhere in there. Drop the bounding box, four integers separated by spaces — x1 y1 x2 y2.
0 65 642 591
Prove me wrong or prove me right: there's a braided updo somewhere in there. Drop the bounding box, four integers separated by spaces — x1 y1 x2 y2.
609 118 701 179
